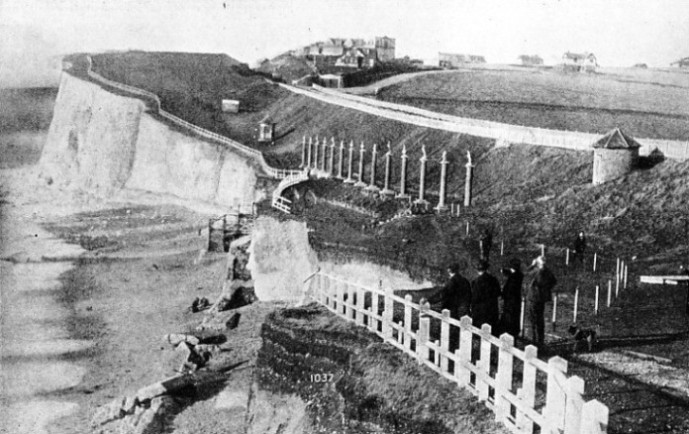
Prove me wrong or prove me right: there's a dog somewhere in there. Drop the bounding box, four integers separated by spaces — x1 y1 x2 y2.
568 325 598 353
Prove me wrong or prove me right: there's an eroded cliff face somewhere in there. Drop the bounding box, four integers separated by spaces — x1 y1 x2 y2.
247 216 433 305
39 73 265 206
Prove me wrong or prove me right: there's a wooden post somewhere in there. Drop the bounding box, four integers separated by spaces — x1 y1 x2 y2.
544 356 569 432
566 248 570 266
440 309 451 372
464 156 474 207
552 294 558 326
624 263 628 289
417 316 430 363
344 283 353 319
397 144 409 199
516 345 538 433
466 221 470 236
456 316 473 386
355 286 366 325
382 288 393 339
207 219 213 251
500 240 504 256
616 257 620 297
336 279 345 315
520 299 525 337
593 253 598 272
478 324 492 402
541 244 545 257
573 288 579 324
495 334 515 423
564 376 586 434
595 285 599 315
434 340 441 366
345 141 355 183
370 292 379 334
404 295 413 351
607 280 612 307
580 400 609 434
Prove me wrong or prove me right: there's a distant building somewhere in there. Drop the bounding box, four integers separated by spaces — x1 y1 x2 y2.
671 57 689 68
295 36 395 70
633 63 648 69
591 128 640 185
318 74 344 88
562 52 597 72
438 52 486 69
221 99 240 113
258 116 276 143
518 55 543 66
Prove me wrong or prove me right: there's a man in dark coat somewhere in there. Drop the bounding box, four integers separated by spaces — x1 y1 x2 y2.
573 232 587 265
470 259 501 332
423 263 471 319
500 258 523 338
525 256 557 347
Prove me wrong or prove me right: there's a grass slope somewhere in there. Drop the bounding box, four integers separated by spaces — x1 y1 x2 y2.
378 68 689 140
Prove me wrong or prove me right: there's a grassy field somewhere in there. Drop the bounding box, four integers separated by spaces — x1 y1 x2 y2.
378 67 689 140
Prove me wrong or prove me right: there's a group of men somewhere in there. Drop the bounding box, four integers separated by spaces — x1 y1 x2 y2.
422 250 557 347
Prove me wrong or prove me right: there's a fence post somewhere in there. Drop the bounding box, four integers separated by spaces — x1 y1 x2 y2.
516 345 538 433
477 324 492 402
404 295 413 351
573 289 579 324
440 309 451 372
344 283 353 319
607 280 612 307
356 285 366 325
332 278 341 314
417 316 430 363
580 400 609 434
595 285 600 315
370 291 379 334
207 219 213 251
624 263 628 289
456 316 473 386
382 288 393 339
495 334 515 423
544 356 568 432
564 376 586 434
593 253 598 272
566 248 570 266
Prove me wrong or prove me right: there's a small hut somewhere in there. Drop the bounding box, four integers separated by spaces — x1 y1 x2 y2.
221 99 240 113
258 116 276 143
591 128 641 185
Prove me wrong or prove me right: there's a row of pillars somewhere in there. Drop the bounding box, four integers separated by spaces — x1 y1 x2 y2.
300 136 475 210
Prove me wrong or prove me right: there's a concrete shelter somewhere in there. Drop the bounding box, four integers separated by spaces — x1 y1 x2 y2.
591 128 641 185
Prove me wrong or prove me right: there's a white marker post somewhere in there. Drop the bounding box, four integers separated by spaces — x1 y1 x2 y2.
501 241 504 256
593 253 598 272
552 294 558 326
566 248 570 266
466 221 470 236
607 280 612 307
520 299 525 337
594 285 599 315
624 263 628 289
573 289 579 324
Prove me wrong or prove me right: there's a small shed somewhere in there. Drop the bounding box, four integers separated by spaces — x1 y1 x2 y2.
319 74 343 88
591 128 641 185
221 99 240 113
258 116 276 143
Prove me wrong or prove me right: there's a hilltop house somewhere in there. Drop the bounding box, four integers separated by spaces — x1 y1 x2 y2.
438 53 487 69
294 36 396 70
671 57 689 68
562 52 597 72
518 55 543 66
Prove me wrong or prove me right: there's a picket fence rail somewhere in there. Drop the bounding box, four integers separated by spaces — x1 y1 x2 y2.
308 271 609 434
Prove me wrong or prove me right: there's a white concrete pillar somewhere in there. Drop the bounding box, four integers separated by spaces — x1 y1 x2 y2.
366 143 380 192
329 137 335 175
337 140 345 179
355 142 367 187
381 142 395 197
306 136 313 168
464 151 474 207
397 144 409 199
414 146 429 206
344 140 355 183
435 150 449 212
300 136 306 168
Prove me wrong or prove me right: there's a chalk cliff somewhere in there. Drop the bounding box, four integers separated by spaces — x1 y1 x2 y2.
40 73 266 206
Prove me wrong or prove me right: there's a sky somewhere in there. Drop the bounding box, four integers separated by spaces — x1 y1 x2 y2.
1 0 688 87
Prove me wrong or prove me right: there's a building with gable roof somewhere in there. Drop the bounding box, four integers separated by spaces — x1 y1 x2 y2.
562 52 598 72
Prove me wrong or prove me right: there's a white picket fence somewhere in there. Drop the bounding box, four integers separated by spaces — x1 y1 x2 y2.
82 56 302 181
308 271 609 434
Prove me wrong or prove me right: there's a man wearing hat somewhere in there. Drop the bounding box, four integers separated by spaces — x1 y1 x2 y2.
526 256 557 347
470 259 501 332
422 263 472 320
500 258 524 338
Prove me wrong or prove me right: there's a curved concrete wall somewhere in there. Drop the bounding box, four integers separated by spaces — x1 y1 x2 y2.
40 73 266 206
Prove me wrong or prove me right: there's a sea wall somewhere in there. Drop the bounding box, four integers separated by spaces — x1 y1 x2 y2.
39 73 266 206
